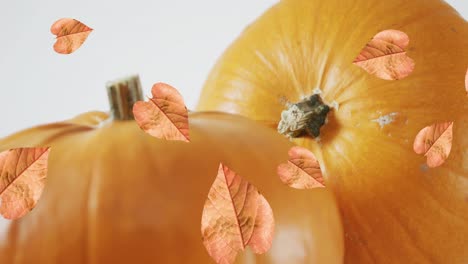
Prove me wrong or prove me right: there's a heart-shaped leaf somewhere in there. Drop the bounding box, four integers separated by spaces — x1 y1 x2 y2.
51 18 93 54
133 83 190 142
0 148 50 220
353 29 415 80
413 122 453 168
201 163 274 264
277 146 324 189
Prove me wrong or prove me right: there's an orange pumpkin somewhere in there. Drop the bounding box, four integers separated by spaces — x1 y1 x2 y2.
197 0 468 263
0 77 343 263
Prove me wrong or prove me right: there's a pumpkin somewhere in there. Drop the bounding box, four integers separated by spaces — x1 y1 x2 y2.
197 0 468 263
0 76 343 264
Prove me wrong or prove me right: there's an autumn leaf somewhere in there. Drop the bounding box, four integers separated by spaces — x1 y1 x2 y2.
413 122 453 168
201 163 274 264
51 18 93 54
133 83 190 142
277 146 324 189
0 148 50 220
353 29 415 80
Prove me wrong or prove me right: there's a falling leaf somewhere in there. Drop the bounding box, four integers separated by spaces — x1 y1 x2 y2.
51 18 93 54
0 148 50 220
353 29 415 80
201 163 274 264
277 146 324 189
133 83 190 142
413 122 453 168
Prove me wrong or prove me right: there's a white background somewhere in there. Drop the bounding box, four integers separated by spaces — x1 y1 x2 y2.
0 0 467 137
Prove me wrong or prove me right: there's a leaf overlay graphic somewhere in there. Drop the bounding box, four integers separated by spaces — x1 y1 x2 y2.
0 148 50 220
201 163 274 264
277 146 324 189
133 83 190 142
51 18 93 54
413 122 453 168
353 29 415 80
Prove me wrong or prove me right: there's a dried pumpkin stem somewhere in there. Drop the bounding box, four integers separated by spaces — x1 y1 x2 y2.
106 75 144 120
277 94 330 138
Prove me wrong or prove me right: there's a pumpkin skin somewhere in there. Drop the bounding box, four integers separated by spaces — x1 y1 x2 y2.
0 111 343 264
197 0 468 263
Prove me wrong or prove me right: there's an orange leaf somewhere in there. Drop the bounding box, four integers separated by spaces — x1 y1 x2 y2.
413 122 453 168
353 29 415 80
133 83 190 142
51 18 93 54
0 148 50 220
201 163 274 264
277 146 324 189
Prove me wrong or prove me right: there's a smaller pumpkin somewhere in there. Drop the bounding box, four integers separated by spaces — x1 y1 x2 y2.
0 76 343 264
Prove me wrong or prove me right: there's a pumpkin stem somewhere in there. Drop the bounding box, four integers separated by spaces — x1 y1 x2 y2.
277 94 330 138
106 75 144 120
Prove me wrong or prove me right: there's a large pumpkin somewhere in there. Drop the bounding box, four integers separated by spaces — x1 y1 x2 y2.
197 0 468 263
0 77 343 263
